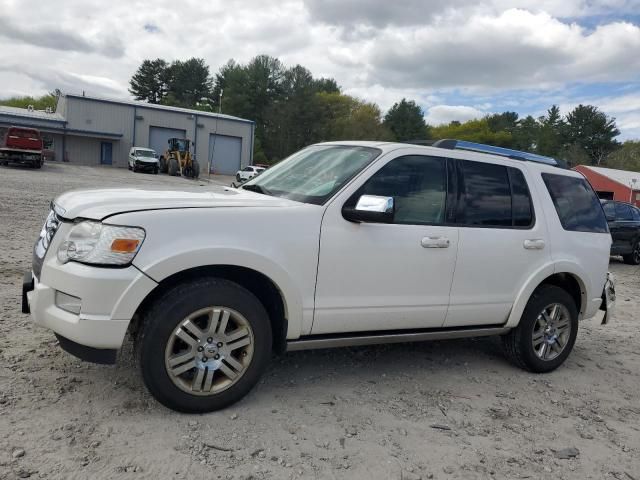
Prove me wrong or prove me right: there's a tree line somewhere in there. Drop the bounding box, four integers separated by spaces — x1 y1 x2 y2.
1 54 632 169
128 55 626 167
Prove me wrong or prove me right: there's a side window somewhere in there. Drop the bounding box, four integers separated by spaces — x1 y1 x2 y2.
602 202 615 219
632 207 640 221
542 173 608 233
615 203 634 221
353 155 447 225
458 160 512 227
243 166 253 172
508 167 534 227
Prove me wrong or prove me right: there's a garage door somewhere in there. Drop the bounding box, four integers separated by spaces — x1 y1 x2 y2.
208 134 242 175
149 126 186 157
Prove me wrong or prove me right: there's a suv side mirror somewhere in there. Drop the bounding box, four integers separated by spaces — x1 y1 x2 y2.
342 195 394 223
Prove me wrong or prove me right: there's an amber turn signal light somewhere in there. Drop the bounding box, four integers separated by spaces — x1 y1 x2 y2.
110 238 141 253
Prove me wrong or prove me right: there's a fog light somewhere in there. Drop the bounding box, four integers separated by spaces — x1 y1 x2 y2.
55 291 81 315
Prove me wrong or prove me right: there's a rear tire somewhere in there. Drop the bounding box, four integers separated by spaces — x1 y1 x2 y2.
159 156 168 173
191 160 200 179
168 158 178 176
502 284 578 373
154 166 159 175
138 278 272 413
622 241 640 265
236 174 241 182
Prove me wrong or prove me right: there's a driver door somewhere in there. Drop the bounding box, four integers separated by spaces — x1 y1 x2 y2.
312 153 459 334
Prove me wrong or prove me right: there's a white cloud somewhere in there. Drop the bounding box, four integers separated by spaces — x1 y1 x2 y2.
365 9 640 90
0 0 639 139
424 105 486 125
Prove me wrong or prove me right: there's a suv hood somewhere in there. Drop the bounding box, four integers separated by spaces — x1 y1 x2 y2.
54 186 300 220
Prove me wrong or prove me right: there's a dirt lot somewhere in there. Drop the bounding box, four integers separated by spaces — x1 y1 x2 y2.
1 163 639 480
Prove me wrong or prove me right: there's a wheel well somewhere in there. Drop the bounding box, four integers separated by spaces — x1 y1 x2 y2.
538 273 584 315
130 265 288 354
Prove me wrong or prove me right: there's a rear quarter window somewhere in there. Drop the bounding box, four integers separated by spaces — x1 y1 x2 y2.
542 173 608 233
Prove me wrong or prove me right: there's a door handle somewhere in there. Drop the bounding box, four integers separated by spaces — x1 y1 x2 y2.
421 236 450 248
523 239 545 250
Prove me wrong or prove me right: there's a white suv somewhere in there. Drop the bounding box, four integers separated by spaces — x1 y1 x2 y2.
236 165 266 182
128 147 159 174
23 140 616 413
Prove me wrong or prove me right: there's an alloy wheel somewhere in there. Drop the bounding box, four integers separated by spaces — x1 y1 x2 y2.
164 307 254 396
531 303 572 361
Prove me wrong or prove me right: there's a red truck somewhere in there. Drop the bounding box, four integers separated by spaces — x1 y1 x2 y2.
0 126 44 169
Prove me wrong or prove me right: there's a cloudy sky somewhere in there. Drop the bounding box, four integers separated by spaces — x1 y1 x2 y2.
1 0 639 138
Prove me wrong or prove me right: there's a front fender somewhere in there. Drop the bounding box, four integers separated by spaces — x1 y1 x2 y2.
135 248 306 339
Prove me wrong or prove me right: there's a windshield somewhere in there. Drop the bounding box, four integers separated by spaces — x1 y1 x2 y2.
242 145 381 205
136 150 155 158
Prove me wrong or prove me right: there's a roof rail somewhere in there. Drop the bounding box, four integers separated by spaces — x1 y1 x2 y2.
432 139 564 167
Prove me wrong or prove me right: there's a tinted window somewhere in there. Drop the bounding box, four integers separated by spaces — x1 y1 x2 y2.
602 202 615 219
509 167 534 227
542 174 608 233
354 155 446 224
632 207 640 221
458 161 511 227
615 203 634 221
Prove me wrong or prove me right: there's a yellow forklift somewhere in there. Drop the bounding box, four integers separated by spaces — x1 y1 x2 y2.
159 138 200 179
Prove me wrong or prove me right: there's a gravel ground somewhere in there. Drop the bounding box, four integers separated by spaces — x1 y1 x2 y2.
1 163 639 480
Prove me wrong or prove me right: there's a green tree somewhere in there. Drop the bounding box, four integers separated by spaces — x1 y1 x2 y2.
486 111 519 134
431 118 512 146
0 92 58 110
512 115 540 152
129 59 169 104
315 92 391 142
537 105 564 157
564 104 620 165
163 58 213 108
605 141 640 171
383 99 428 141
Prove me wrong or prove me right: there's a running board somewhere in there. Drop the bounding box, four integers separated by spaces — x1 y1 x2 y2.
286 326 510 352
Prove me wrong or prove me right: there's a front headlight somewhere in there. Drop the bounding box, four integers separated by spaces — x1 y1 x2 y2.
57 221 145 266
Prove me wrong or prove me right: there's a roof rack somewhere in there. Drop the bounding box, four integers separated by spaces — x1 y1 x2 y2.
431 139 564 167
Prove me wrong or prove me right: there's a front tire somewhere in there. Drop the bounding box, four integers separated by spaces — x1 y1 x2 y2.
138 278 272 413
502 285 578 373
622 241 640 265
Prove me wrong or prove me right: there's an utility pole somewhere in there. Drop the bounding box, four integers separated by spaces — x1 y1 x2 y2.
219 89 223 114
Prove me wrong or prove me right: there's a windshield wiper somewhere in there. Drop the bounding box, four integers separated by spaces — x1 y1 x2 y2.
242 184 272 196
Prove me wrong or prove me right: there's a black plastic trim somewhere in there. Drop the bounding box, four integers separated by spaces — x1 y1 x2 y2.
55 334 118 365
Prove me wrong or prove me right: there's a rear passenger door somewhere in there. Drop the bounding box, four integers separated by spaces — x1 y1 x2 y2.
444 159 551 327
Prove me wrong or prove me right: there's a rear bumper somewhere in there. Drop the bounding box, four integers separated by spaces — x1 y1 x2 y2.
599 272 616 325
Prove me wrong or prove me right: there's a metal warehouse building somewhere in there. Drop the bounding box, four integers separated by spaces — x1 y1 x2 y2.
0 94 255 175
574 165 640 207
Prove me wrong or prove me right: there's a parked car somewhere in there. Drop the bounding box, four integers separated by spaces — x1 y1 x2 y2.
236 165 266 182
128 147 159 173
23 140 615 413
601 200 640 264
0 126 44 168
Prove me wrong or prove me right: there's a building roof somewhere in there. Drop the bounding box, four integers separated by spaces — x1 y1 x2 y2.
0 105 65 123
64 93 254 124
579 165 640 189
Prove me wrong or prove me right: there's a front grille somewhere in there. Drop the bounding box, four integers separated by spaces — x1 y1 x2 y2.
32 207 61 278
